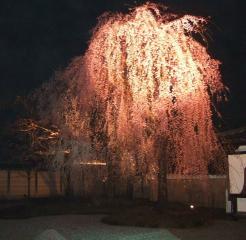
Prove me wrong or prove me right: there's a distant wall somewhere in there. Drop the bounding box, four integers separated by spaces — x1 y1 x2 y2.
0 168 228 209
70 165 107 197
0 170 63 199
149 175 227 208
74 165 227 208
106 174 227 208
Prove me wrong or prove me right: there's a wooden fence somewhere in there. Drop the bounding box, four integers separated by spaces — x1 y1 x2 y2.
0 168 228 208
112 174 227 208
0 170 63 199
149 175 227 208
72 166 227 208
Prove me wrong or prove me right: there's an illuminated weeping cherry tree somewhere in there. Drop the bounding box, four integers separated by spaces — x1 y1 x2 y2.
30 3 226 198
82 3 225 175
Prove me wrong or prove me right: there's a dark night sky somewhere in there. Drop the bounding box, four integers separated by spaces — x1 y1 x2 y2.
0 0 245 130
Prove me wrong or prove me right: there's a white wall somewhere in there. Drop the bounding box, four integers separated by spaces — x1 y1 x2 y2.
228 154 246 212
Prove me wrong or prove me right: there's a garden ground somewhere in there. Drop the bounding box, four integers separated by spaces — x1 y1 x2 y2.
0 214 245 240
0 199 245 240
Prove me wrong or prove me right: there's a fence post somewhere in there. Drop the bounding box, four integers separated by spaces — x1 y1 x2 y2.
27 170 31 199
60 169 63 193
7 170 11 195
35 171 38 194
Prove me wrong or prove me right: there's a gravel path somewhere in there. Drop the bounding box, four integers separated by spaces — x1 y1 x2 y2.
0 215 178 240
0 214 245 240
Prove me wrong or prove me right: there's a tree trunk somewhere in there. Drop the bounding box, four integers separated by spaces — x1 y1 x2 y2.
158 155 168 204
156 136 168 205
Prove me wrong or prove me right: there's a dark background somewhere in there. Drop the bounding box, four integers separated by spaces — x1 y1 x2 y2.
0 0 245 130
